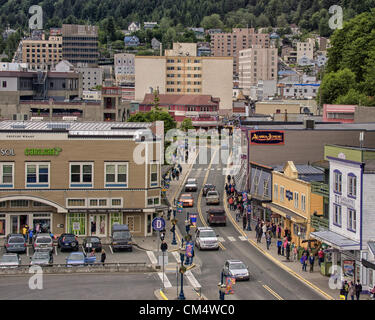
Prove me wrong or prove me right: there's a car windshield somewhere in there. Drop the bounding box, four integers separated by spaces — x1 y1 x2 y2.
205 184 214 188
200 230 216 238
64 235 76 240
87 237 100 243
113 231 131 240
210 210 224 215
69 253 84 261
187 179 196 183
9 237 24 243
33 252 49 260
181 195 192 199
36 237 52 244
230 262 247 270
1 255 18 263
207 191 218 196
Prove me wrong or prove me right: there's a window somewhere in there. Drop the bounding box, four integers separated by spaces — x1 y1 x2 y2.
147 197 160 206
333 204 342 226
89 199 107 207
347 208 356 232
33 201 45 207
0 163 13 187
105 163 128 187
273 184 278 201
2 81 6 88
70 163 93 188
280 186 285 201
334 170 342 193
263 180 269 196
301 194 306 211
294 192 299 208
10 200 28 207
348 174 357 198
150 163 158 187
253 175 259 194
111 199 122 207
67 199 86 207
26 163 49 188
0 201 5 208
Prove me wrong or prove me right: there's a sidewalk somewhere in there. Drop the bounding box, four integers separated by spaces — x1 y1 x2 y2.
223 196 372 300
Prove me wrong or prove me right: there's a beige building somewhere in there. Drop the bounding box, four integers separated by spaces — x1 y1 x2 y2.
297 41 314 61
210 28 270 75
114 53 135 86
255 101 318 116
21 34 62 71
239 46 278 94
135 43 233 115
0 120 165 238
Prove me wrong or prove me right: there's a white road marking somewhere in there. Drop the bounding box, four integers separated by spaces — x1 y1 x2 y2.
147 251 158 264
185 270 201 289
239 236 248 241
158 272 172 288
227 236 236 242
218 237 225 242
172 251 180 262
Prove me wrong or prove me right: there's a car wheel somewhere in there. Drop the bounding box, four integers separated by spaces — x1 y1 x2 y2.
129 247 133 252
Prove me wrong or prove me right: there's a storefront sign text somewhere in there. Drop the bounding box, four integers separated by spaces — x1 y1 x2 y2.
249 130 285 145
25 147 62 156
336 195 355 208
0 148 15 156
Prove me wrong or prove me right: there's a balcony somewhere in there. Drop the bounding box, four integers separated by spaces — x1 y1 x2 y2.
311 215 329 231
311 181 329 198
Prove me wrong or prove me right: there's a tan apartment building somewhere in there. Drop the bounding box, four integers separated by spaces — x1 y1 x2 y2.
239 45 278 94
135 43 233 115
0 120 164 238
210 28 270 75
62 24 99 66
297 41 314 61
21 34 62 71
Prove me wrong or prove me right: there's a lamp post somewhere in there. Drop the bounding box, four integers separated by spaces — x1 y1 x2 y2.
178 246 186 300
170 219 178 245
218 270 226 300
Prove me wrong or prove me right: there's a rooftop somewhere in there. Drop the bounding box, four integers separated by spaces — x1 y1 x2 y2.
141 94 220 106
241 123 375 131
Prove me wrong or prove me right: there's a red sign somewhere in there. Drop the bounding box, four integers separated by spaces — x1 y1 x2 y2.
249 130 285 145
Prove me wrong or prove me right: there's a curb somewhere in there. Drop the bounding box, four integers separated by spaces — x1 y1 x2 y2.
160 289 169 300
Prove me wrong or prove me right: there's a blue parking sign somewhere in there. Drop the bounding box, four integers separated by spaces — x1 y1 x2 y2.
152 217 166 231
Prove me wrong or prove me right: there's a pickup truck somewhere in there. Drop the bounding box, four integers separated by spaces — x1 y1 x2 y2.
206 209 226 226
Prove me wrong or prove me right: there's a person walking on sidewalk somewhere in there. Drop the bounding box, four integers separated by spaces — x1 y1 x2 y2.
286 241 291 260
348 281 356 300
282 237 287 256
172 170 176 180
177 164 182 174
235 207 241 222
318 248 324 267
301 253 308 272
277 224 281 239
175 169 180 181
277 239 282 255
355 280 362 300
272 223 276 238
266 232 272 250
228 196 234 210
342 281 349 300
309 253 315 272
292 243 298 261
262 223 267 238
242 214 247 230
101 249 106 266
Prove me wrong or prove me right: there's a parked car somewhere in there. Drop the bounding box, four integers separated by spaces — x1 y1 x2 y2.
0 253 21 268
111 224 132 252
58 233 79 252
207 208 226 226
30 251 53 266
4 234 27 253
206 190 220 205
179 193 194 207
83 236 102 253
202 184 216 196
222 260 250 281
185 178 198 192
66 251 96 267
194 227 219 250
32 233 53 253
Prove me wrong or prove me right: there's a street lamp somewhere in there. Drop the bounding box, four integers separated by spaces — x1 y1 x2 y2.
178 246 186 300
170 218 178 245
218 270 226 300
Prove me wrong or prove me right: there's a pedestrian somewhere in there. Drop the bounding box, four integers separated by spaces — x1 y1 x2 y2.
101 249 106 266
293 244 298 261
227 175 231 184
178 164 182 174
309 253 315 272
258 225 263 243
286 241 291 260
28 228 33 244
348 281 355 300
22 225 28 241
233 197 238 211
262 223 267 238
228 196 234 210
266 232 271 250
225 183 228 194
235 207 241 222
343 280 349 300
242 214 247 230
277 239 282 255
277 224 281 238
281 237 287 256
167 207 172 220
355 280 362 300
175 169 179 181
272 223 276 238
284 228 289 238
318 248 324 266
230 185 235 195
301 253 308 271
255 223 260 241
172 171 176 180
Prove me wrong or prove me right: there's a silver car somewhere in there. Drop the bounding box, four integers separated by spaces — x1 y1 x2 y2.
195 227 219 250
30 251 53 266
223 260 250 281
33 234 53 253
0 253 21 268
185 178 198 192
206 190 220 205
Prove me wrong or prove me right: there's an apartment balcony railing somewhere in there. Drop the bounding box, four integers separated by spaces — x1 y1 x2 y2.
311 215 329 231
311 181 329 198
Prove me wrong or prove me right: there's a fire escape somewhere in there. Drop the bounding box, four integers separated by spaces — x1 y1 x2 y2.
32 70 48 100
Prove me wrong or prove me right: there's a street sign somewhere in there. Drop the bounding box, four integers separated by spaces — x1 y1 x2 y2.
152 217 166 231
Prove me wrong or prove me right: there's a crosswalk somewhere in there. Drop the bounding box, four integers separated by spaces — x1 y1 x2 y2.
217 235 249 242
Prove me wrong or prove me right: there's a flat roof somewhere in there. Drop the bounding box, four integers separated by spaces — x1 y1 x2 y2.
241 123 375 131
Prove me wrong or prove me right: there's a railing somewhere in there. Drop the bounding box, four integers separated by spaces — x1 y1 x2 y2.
311 215 329 231
311 181 329 197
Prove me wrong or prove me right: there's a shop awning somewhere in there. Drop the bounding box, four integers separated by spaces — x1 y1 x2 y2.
262 203 307 223
233 157 248 193
362 259 375 270
310 230 360 251
249 193 272 202
368 241 375 258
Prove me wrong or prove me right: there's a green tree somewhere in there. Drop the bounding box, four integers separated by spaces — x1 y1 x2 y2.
127 110 176 134
334 88 374 106
180 118 194 132
201 14 224 30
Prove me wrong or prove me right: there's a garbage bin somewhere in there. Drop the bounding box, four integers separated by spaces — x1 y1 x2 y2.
320 261 332 276
298 247 304 260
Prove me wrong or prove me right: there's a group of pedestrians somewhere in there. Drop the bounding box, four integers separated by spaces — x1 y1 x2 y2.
225 175 247 225
340 280 363 300
169 164 182 181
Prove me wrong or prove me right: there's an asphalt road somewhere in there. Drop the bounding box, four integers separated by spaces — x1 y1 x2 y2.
175 146 324 300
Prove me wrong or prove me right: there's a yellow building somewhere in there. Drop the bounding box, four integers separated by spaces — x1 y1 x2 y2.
263 161 323 248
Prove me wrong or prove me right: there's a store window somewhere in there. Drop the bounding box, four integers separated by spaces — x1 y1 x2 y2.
67 199 86 207
294 192 299 208
70 163 93 188
273 184 278 200
347 208 356 232
67 213 86 236
0 163 14 187
280 186 285 202
110 212 122 227
348 174 357 198
26 163 49 188
150 163 158 187
0 214 5 235
334 170 342 194
333 204 342 227
301 194 306 212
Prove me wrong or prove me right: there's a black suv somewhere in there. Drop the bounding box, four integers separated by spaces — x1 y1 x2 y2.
57 233 79 251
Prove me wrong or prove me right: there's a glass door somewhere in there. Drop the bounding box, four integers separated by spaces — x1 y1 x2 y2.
89 214 107 237
11 216 18 234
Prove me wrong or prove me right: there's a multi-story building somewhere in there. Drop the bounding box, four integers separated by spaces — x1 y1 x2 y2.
135 43 233 115
323 104 356 123
62 24 99 66
21 33 62 71
281 83 320 100
311 145 375 290
0 120 165 238
239 46 278 94
210 28 270 75
297 41 314 61
114 53 135 86
128 22 140 32
75 64 103 91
